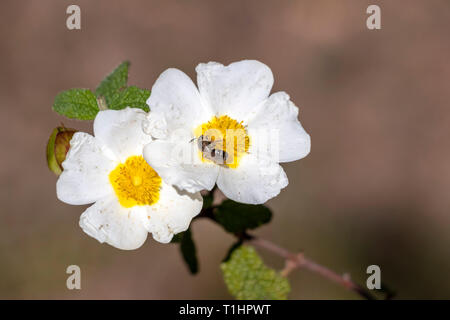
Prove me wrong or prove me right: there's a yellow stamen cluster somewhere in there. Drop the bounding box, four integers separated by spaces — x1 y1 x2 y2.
194 115 250 169
109 156 162 208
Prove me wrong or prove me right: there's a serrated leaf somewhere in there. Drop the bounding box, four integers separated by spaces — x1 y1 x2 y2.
215 200 272 233
52 89 99 120
108 86 150 111
221 245 290 300
177 229 198 274
95 61 129 106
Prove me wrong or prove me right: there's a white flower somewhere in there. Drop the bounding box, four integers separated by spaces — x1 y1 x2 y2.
143 60 310 204
56 107 203 250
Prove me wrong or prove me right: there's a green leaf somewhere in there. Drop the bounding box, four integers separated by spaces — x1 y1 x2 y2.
202 192 214 209
215 200 272 233
170 233 183 243
95 61 129 105
108 86 150 111
176 229 199 274
52 89 99 120
222 240 243 263
221 245 290 300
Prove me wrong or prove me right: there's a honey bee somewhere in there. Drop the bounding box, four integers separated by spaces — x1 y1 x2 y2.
191 135 232 165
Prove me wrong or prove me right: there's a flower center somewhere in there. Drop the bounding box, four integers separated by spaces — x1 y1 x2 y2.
109 156 162 208
194 115 250 169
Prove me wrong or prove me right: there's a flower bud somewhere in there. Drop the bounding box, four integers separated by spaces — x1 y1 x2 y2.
46 126 76 175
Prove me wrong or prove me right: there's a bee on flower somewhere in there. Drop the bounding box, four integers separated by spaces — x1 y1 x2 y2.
142 60 311 204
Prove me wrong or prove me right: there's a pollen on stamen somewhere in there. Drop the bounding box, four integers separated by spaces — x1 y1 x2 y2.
109 156 161 208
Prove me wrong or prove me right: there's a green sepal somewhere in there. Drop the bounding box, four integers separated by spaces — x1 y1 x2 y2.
46 126 76 175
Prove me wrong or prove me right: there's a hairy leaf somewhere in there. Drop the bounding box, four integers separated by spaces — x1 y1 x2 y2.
221 245 290 300
52 89 99 120
215 200 272 233
108 86 150 111
95 61 129 106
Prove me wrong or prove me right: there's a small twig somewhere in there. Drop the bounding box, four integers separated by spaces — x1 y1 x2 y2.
247 236 376 300
196 190 381 300
280 256 298 277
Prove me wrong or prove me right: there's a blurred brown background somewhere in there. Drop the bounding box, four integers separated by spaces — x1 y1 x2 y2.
1 0 450 299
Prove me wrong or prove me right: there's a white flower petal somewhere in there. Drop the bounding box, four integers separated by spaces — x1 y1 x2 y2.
144 182 203 243
248 92 311 163
217 154 288 204
93 108 152 162
57 132 116 205
79 194 149 250
196 60 274 121
147 68 212 133
143 139 219 193
142 112 168 139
